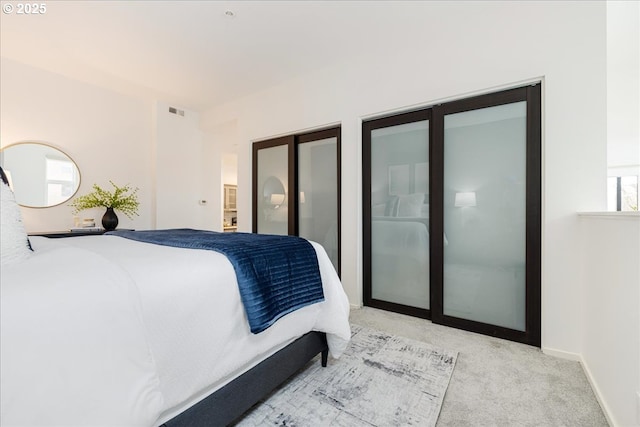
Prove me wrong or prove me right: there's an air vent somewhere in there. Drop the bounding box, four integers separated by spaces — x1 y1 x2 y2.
168 107 185 116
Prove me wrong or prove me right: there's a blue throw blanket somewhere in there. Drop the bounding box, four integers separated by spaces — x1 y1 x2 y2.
106 229 325 333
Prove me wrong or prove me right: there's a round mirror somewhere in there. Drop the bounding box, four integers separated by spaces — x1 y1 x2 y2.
0 142 81 208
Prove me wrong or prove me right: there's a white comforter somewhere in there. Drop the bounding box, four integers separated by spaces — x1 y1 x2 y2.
0 235 351 426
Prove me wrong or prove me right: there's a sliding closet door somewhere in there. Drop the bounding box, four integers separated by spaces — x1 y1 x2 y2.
253 127 341 275
363 110 431 317
433 85 541 345
363 84 541 346
296 128 341 273
253 136 292 236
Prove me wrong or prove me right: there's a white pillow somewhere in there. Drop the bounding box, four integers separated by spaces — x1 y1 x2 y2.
396 193 425 217
1 180 32 266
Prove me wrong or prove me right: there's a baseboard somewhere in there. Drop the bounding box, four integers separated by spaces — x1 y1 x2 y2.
350 303 363 310
542 347 616 426
541 346 581 361
579 356 617 427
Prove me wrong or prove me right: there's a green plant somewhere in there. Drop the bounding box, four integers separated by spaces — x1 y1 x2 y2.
70 181 139 219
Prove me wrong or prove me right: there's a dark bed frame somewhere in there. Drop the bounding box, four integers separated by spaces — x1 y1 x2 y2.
162 331 328 427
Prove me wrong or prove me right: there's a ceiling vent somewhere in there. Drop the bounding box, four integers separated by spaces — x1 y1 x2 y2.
168 106 185 116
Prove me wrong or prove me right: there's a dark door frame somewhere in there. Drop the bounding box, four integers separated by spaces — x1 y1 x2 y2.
362 109 433 320
362 84 542 346
295 127 342 276
253 126 342 276
252 135 294 235
431 84 542 346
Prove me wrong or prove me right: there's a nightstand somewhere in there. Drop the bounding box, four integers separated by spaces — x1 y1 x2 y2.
29 230 107 238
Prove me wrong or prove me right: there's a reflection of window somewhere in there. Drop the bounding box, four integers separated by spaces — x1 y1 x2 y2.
388 164 410 195
46 157 76 205
414 162 428 194
608 175 639 211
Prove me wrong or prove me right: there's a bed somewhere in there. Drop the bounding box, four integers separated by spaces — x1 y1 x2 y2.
369 192 431 308
371 217 430 308
0 173 351 426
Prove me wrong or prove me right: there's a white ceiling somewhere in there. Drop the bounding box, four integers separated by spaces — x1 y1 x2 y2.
0 0 444 112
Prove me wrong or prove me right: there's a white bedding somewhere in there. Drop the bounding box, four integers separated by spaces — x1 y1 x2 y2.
0 235 351 426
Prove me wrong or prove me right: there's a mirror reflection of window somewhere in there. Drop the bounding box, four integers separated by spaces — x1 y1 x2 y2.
46 157 77 206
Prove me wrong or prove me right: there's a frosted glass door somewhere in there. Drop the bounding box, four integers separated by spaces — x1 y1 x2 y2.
256 144 288 235
370 120 430 310
443 102 527 331
298 137 339 272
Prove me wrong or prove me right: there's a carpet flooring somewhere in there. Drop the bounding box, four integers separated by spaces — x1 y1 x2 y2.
236 324 457 426
350 307 609 426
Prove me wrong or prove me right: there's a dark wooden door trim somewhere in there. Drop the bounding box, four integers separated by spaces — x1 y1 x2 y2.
362 109 432 319
295 127 342 276
252 136 293 233
432 84 542 347
253 126 342 276
363 84 542 347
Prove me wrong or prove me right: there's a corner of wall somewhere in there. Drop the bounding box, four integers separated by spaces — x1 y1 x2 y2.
580 356 618 427
150 101 158 230
542 346 617 425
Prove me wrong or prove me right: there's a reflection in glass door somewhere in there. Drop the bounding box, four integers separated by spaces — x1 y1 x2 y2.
253 127 342 275
297 131 340 273
255 139 290 236
443 101 527 331
432 84 542 346
364 110 431 315
363 84 541 346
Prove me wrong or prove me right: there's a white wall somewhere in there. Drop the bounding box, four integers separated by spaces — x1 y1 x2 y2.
580 214 640 427
0 58 216 233
222 154 238 187
0 58 154 232
201 1 607 356
607 1 640 169
154 102 212 230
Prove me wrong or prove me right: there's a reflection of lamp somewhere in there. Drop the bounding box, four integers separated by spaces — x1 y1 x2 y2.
454 192 476 207
270 193 285 208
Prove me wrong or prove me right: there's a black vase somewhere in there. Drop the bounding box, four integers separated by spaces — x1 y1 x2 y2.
102 207 119 231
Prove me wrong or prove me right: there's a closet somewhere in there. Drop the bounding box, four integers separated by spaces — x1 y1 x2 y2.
253 127 341 274
363 85 541 346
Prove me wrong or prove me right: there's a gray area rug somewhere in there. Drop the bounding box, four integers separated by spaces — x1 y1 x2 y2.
236 324 458 426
